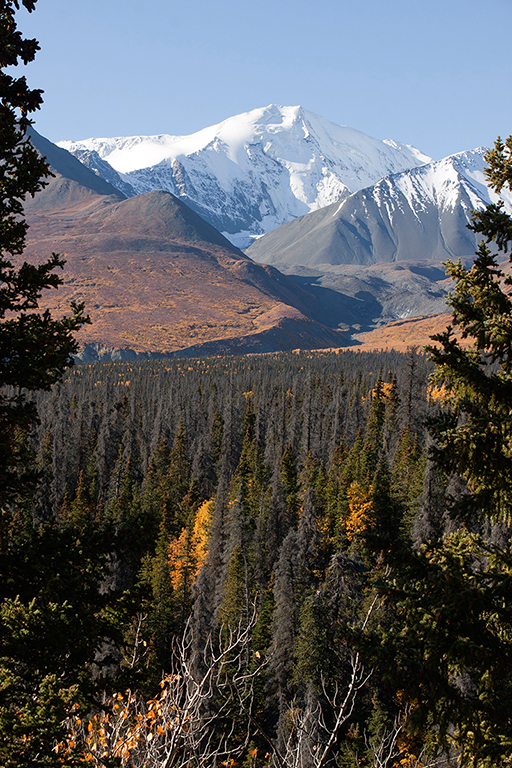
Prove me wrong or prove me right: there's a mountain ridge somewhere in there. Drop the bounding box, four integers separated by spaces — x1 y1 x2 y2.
28 117 512 353
57 105 431 248
246 147 512 268
22 130 351 358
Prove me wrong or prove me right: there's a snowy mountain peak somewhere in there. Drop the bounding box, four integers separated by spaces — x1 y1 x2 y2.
246 145 512 269
58 105 432 248
372 147 512 215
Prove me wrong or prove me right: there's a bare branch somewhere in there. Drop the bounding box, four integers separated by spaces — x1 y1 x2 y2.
62 610 264 768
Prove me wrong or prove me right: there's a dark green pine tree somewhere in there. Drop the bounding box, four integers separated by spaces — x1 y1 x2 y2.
0 0 88 519
140 437 170 530
322 443 351 551
218 398 269 633
368 456 397 550
391 425 426 537
210 407 224 461
427 236 512 522
280 442 300 525
359 372 386 484
342 428 365 490
218 544 251 629
137 514 177 682
231 396 266 517
383 372 400 453
137 425 196 679
366 135 512 767
60 470 94 533
0 5 92 764
158 420 191 536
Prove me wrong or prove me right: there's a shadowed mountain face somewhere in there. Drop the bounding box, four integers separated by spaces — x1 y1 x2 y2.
243 149 512 331
245 149 503 269
29 129 127 201
21 131 349 359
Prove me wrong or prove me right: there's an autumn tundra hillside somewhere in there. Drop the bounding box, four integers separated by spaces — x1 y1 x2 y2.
22 131 351 359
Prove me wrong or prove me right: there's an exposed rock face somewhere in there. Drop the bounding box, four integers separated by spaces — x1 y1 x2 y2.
246 149 512 268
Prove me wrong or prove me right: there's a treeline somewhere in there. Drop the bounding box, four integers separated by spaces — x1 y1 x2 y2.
5 347 442 766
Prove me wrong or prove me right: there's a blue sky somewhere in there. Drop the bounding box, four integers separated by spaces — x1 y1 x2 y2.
17 0 512 160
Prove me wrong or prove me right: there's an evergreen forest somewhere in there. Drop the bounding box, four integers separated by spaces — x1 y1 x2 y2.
4 344 512 768
5 348 445 767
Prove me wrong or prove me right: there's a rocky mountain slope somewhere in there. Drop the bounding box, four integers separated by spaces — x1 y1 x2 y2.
57 105 430 248
23 130 350 359
242 148 512 331
246 148 512 268
27 122 512 354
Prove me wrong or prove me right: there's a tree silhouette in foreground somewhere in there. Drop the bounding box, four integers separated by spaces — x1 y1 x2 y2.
370 137 512 768
0 3 90 765
0 0 88 520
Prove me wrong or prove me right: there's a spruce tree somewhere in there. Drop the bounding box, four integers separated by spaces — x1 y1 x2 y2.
0 0 88 516
369 136 512 767
0 4 92 763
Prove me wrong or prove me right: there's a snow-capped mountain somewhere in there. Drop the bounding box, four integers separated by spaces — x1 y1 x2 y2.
58 105 430 248
24 129 350 358
246 148 512 267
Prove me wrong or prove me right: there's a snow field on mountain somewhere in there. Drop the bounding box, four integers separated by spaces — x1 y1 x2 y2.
58 104 432 246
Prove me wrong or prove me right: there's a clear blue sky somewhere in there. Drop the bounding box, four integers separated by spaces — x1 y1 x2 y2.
16 0 512 160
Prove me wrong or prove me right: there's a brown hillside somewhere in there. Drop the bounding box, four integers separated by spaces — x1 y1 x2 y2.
21 145 348 357
343 313 469 352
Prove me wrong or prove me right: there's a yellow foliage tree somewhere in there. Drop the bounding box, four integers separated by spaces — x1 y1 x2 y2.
345 482 375 541
168 499 213 598
57 614 261 768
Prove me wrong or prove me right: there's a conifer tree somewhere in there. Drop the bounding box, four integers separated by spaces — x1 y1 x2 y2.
426 138 512 498
0 5 94 763
0 0 88 516
369 136 512 767
280 442 300 524
158 421 191 536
